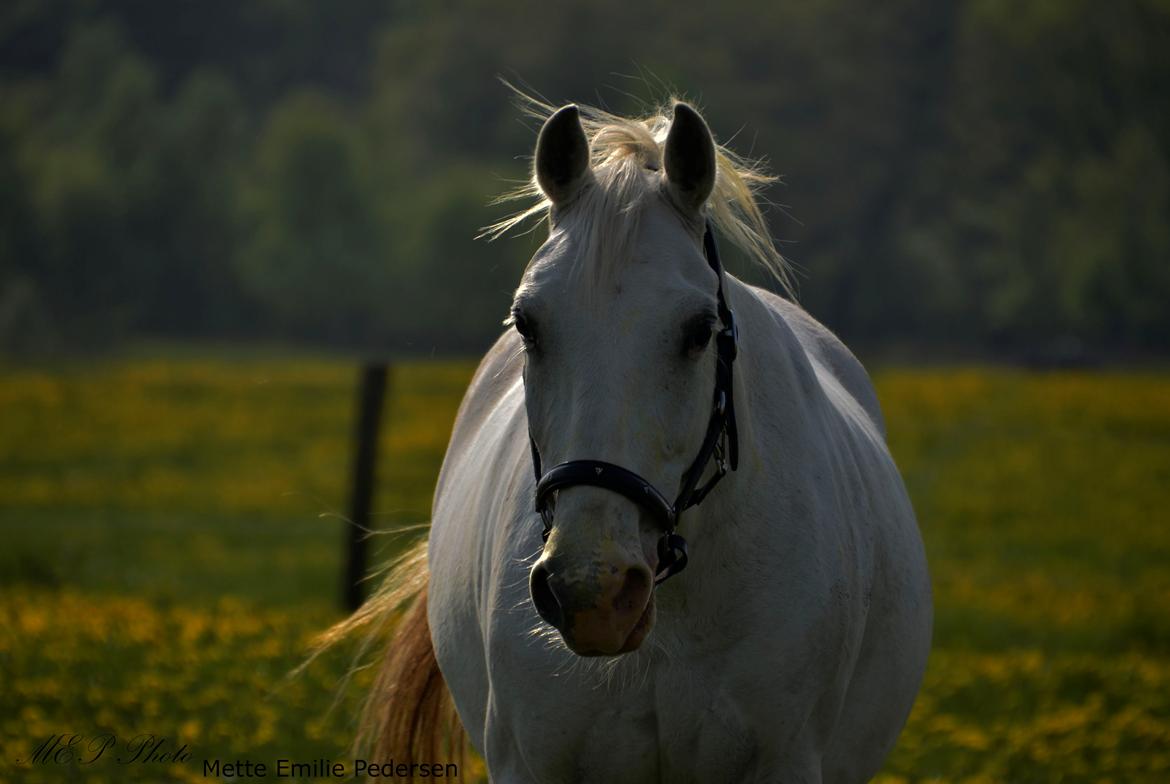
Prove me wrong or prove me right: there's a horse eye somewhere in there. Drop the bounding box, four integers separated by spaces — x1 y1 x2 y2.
512 310 538 346
683 316 715 357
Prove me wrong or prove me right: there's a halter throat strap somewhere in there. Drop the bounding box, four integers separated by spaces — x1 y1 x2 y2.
527 220 740 585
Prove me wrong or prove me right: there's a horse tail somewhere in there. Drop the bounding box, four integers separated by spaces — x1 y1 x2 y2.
314 539 468 780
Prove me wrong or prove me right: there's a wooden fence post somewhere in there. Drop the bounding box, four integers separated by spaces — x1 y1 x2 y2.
344 363 389 611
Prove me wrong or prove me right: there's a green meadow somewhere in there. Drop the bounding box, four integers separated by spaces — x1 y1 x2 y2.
2 358 1169 782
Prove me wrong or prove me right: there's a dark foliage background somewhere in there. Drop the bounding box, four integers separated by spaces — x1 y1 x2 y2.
2 0 1167 357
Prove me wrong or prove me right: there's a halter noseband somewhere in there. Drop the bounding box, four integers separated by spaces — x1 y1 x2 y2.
527 221 740 586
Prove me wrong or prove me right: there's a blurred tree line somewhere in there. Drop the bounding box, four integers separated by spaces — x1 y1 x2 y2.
1 0 1167 356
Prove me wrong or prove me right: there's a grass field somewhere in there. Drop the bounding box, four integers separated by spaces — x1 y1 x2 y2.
2 357 1169 782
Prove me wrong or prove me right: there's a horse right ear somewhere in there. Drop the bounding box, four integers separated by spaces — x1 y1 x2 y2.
535 105 591 207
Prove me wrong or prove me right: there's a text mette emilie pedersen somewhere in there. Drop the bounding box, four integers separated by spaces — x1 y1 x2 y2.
203 757 460 778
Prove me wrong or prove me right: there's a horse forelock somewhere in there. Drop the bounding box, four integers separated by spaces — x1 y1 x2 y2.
554 156 656 287
483 88 796 299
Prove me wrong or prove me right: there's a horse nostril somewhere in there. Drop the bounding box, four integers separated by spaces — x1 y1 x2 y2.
530 564 564 628
612 567 652 614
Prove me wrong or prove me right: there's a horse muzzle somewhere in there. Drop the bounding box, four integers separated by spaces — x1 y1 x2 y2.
529 557 655 656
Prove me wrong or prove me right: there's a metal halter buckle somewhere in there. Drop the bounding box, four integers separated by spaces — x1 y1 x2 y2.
713 437 727 476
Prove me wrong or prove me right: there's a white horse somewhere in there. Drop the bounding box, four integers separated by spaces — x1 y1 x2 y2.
344 98 931 783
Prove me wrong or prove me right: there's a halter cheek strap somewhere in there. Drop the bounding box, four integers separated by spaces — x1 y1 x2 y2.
527 220 739 585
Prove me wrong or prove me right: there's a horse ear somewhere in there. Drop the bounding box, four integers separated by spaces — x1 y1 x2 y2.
535 104 591 206
663 102 716 214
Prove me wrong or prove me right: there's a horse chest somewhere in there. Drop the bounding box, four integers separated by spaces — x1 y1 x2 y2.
571 695 761 784
490 655 787 784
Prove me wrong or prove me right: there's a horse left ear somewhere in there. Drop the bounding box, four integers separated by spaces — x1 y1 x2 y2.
663 102 717 214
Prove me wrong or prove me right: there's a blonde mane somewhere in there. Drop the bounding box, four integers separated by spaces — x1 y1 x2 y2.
483 91 795 297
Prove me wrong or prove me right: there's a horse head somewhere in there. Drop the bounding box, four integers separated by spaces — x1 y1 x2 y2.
515 103 728 656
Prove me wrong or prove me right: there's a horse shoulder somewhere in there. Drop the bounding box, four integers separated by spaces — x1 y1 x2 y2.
427 330 529 753
747 286 887 438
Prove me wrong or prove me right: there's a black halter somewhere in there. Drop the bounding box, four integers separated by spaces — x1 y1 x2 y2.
527 221 740 586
